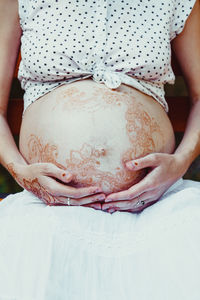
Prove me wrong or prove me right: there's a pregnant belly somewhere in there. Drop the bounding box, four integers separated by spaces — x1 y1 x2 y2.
19 79 175 194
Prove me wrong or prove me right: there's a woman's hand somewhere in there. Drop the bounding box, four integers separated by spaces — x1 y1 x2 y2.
7 162 105 206
102 153 188 214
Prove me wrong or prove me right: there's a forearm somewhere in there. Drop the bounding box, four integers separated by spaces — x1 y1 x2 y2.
0 0 27 174
174 97 200 171
0 114 27 170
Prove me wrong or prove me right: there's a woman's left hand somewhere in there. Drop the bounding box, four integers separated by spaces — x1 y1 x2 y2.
101 152 187 214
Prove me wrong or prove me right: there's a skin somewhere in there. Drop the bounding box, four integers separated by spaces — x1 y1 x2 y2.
19 79 175 209
0 0 200 214
26 85 167 189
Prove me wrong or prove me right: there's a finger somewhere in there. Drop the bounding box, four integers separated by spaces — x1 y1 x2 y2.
125 153 164 171
105 171 160 203
138 192 162 203
84 202 102 210
131 190 159 203
102 200 134 211
40 163 73 183
129 198 158 212
108 208 116 214
72 193 105 206
63 185 103 198
38 192 57 206
105 189 133 202
55 193 105 206
41 176 103 198
105 185 148 202
104 189 160 209
103 197 156 212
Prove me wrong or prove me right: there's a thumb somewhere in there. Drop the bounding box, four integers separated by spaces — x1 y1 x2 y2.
42 163 73 183
125 153 160 171
59 170 74 183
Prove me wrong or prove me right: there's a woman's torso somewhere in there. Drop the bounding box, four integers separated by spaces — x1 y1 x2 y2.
19 80 175 194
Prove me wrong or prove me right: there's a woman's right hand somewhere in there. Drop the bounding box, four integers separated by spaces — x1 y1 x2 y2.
7 162 105 206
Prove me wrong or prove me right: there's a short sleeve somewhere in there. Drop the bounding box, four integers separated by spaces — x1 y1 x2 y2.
18 0 29 29
170 0 197 41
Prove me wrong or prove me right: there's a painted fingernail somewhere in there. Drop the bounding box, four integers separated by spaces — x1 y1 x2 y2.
66 173 72 179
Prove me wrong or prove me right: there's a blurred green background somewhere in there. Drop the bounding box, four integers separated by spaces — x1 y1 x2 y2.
0 76 200 196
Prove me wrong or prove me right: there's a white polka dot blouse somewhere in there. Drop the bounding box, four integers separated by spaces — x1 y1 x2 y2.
17 0 196 113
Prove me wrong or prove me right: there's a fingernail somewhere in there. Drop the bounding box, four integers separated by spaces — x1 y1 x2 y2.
66 173 72 180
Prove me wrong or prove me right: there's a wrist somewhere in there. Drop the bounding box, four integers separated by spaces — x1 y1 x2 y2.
6 161 28 183
173 151 193 176
174 134 200 170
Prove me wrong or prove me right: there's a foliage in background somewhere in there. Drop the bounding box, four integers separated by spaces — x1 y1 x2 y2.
0 135 23 194
175 132 200 182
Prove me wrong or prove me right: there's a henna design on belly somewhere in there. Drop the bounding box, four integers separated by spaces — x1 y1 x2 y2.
52 86 86 111
123 102 163 160
26 136 143 194
27 134 65 169
23 82 164 194
65 143 143 193
92 86 164 158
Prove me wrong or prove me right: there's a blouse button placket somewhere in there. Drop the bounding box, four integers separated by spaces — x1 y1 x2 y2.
90 0 122 89
92 0 108 66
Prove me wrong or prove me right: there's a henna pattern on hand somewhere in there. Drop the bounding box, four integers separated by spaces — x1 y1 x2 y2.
6 162 64 206
22 177 56 205
7 162 18 182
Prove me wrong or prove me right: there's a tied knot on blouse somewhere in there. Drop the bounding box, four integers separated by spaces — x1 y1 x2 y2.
91 62 122 89
17 0 197 114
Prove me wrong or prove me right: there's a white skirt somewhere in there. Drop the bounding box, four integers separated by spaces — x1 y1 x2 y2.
0 178 200 300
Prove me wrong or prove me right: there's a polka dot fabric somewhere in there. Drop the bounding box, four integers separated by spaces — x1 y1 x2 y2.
17 0 196 114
